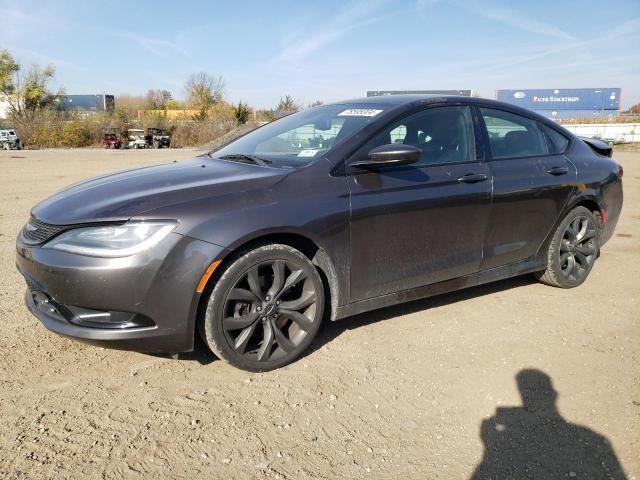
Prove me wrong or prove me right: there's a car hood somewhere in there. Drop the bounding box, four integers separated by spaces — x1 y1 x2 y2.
31 157 285 225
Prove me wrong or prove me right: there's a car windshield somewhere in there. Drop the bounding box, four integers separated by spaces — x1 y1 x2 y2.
211 104 387 167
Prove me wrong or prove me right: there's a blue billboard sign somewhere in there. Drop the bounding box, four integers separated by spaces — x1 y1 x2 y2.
496 88 621 112
532 109 622 120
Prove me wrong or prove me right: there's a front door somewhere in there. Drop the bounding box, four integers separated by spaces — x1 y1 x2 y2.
347 105 492 302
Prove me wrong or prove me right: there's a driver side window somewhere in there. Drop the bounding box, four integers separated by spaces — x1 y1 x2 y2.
351 105 476 166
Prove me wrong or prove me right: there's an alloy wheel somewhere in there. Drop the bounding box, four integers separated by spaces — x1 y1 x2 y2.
559 215 597 282
222 259 318 362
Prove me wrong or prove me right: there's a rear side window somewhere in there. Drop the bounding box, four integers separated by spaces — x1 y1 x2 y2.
541 124 569 154
480 108 547 159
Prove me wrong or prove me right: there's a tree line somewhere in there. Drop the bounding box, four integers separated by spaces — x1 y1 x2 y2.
1 49 321 148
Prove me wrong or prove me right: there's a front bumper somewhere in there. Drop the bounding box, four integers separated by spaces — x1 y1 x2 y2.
16 232 227 353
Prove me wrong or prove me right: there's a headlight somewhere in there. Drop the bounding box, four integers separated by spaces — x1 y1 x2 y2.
43 221 177 257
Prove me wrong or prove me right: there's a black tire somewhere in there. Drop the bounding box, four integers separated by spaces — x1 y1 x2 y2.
201 244 325 371
535 206 599 288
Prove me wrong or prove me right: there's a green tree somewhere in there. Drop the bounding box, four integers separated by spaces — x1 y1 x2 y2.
185 71 224 121
0 49 62 143
0 49 20 97
234 101 251 125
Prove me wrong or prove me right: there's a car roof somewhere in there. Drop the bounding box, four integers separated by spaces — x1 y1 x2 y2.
327 94 454 106
330 94 530 107
326 95 564 129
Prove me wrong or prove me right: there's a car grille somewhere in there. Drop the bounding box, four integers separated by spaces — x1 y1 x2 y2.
21 218 66 245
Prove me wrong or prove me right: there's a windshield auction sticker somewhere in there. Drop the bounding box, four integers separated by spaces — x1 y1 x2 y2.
297 149 320 157
337 109 383 117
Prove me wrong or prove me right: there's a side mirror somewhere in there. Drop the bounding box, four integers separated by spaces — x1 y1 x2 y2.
351 144 421 169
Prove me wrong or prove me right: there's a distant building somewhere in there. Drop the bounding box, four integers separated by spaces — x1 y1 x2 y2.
367 89 473 97
55 94 115 113
1 93 116 120
0 94 10 120
496 88 622 119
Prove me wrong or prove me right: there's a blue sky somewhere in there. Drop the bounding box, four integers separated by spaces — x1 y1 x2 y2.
1 0 639 109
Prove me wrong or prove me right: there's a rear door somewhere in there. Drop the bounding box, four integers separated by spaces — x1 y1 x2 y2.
477 107 577 270
347 104 492 301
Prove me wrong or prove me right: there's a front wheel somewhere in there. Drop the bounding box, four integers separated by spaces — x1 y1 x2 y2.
201 244 325 371
535 206 599 288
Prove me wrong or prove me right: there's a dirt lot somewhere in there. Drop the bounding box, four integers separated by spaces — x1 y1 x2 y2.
0 148 638 479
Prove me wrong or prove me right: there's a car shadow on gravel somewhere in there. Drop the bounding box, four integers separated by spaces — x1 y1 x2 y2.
304 274 537 360
159 274 537 366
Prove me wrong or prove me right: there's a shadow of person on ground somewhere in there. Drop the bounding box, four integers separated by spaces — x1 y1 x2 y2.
470 369 627 480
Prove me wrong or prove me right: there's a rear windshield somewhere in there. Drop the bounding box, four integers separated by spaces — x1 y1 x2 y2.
212 104 387 167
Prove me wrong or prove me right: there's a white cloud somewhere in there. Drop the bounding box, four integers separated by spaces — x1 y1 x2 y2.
468 4 575 40
117 32 188 59
417 0 575 40
11 48 87 73
275 0 394 62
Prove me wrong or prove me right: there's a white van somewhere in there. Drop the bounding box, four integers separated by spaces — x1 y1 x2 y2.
0 129 21 150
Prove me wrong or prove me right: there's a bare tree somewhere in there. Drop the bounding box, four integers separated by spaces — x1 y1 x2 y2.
185 72 224 120
145 89 172 109
308 100 324 108
276 95 299 114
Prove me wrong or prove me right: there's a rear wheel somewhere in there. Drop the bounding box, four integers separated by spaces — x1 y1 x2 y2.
535 206 599 288
201 244 324 371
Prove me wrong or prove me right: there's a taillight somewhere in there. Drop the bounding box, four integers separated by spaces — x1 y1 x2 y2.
617 163 624 178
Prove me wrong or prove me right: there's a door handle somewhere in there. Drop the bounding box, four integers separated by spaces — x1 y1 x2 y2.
546 166 569 176
457 173 488 184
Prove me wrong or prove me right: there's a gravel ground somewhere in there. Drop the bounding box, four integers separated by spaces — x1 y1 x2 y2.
0 148 638 479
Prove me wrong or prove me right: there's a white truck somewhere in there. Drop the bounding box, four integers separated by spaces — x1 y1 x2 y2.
0 129 21 150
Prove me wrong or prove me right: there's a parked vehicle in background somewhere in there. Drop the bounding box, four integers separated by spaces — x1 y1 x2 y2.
0 129 21 150
145 128 171 149
102 127 122 149
16 96 624 371
127 129 147 149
